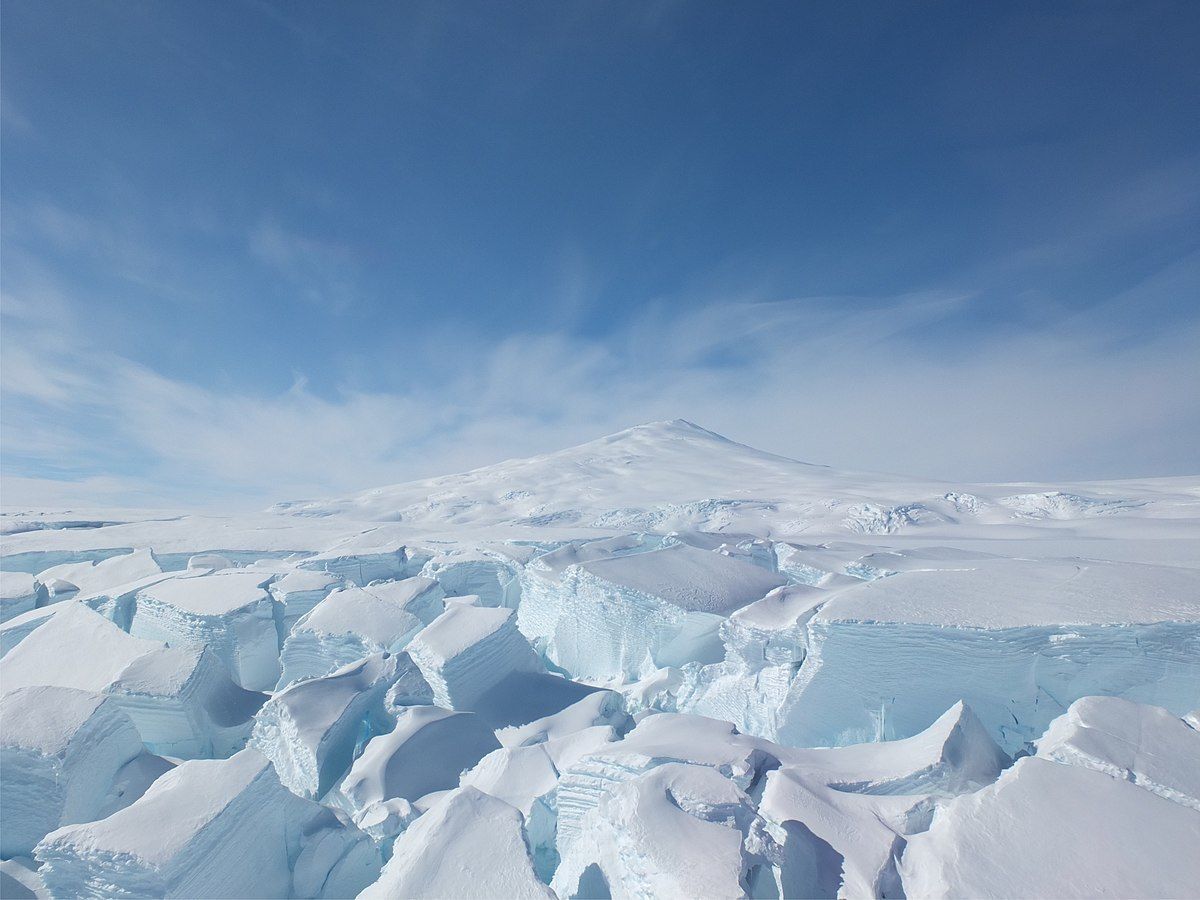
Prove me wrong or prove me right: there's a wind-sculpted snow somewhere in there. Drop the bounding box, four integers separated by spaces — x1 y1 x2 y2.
899 721 1200 898
332 706 501 823
1034 695 1200 809
756 702 1010 898
2 421 1199 897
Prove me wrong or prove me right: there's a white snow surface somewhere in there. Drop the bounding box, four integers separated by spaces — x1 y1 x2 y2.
3 420 1199 898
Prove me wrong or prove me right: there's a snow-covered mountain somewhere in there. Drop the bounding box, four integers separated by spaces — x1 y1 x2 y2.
269 418 882 529
266 418 1198 542
2 422 1198 898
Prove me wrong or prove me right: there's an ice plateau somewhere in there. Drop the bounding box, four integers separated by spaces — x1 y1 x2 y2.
1 420 1198 898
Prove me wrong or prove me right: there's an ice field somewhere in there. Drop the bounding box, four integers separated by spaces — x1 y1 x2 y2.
1 420 1198 898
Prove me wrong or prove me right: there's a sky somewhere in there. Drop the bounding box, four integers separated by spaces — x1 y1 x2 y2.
2 0 1198 509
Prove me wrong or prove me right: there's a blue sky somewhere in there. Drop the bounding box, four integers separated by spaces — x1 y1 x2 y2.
2 1 1198 508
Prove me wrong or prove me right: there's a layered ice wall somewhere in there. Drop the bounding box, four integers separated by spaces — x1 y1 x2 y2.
130 572 281 691
0 687 156 857
278 586 422 688
0 573 43 624
250 653 402 799
677 583 828 737
1 602 261 757
553 761 780 900
297 546 413 586
418 546 521 608
519 542 785 681
769 559 1200 752
408 605 544 711
35 749 381 899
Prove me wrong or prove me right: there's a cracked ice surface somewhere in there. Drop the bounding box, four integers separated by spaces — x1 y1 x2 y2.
2 420 1198 897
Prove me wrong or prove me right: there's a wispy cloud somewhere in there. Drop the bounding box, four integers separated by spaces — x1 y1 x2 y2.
3 262 1197 510
249 218 361 313
0 88 33 136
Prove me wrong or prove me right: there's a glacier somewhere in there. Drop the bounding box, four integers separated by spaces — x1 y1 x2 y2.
2 420 1198 897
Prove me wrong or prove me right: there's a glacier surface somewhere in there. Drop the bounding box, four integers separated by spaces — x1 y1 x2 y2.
2 420 1198 898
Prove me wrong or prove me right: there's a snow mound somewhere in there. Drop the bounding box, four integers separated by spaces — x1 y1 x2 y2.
361 575 445 625
1035 696 1200 809
37 549 162 599
269 569 343 631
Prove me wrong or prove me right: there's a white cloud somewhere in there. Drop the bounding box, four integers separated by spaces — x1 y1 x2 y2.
3 269 1198 511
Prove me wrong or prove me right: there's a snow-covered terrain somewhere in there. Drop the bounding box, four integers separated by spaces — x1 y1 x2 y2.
2 420 1197 898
